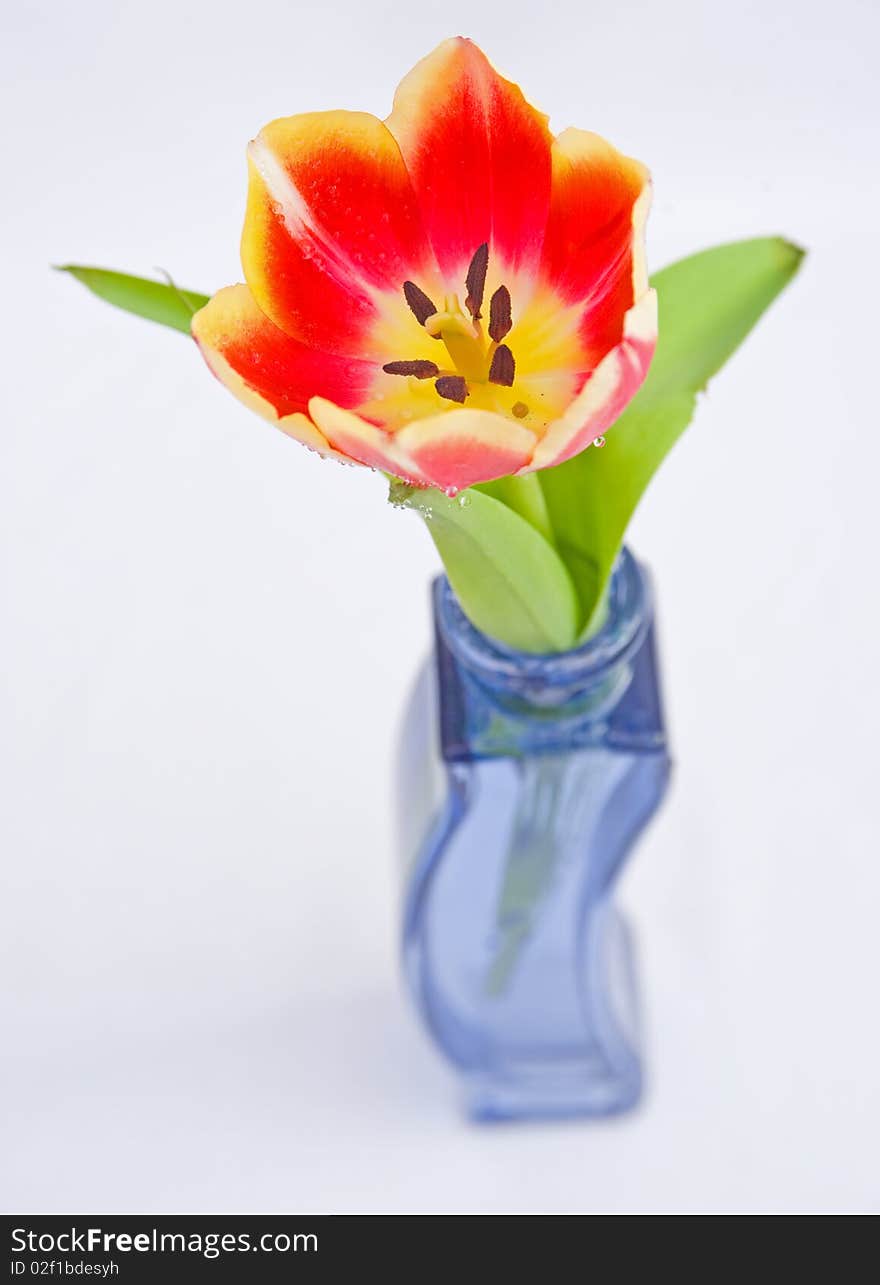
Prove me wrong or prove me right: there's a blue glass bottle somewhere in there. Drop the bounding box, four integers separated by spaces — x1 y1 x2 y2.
397 548 671 1121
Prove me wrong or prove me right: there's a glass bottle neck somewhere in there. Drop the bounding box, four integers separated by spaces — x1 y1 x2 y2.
433 548 666 760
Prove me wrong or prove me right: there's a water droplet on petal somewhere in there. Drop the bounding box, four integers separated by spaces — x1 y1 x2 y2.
593 435 606 449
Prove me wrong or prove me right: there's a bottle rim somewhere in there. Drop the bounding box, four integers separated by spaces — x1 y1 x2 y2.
435 547 651 703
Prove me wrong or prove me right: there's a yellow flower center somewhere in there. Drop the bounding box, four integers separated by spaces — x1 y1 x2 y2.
382 245 522 411
364 246 587 436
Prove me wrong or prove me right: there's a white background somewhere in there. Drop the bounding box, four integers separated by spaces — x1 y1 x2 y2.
3 0 879 1213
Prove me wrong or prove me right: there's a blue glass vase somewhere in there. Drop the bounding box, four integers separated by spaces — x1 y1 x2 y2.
397 548 671 1122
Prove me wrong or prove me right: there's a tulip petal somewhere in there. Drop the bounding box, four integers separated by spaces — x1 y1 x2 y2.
307 397 429 484
541 129 651 367
309 397 536 493
386 38 553 281
192 284 372 462
395 409 536 493
525 290 657 472
542 128 650 304
242 111 433 355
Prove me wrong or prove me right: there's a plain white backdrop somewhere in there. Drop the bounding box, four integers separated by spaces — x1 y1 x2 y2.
3 0 879 1213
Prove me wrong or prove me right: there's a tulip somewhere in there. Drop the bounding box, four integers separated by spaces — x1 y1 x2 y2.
192 37 655 496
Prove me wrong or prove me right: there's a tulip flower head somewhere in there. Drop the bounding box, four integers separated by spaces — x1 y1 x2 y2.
64 40 801 648
192 38 656 495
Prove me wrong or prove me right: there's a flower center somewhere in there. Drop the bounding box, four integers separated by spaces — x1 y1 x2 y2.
382 244 522 411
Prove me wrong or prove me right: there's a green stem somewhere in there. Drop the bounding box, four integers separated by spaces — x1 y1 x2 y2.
484 758 566 997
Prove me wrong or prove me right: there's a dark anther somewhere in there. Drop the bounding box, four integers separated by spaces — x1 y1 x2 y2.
382 360 440 379
465 243 489 320
512 401 529 418
403 281 439 327
488 286 512 342
435 375 468 404
488 344 515 387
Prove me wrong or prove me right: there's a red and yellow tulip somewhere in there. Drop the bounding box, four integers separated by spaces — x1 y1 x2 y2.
192 38 656 496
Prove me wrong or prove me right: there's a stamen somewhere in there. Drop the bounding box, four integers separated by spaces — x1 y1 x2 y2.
488 286 512 342
403 280 439 327
488 344 515 387
382 360 440 379
464 243 489 320
435 375 468 404
512 401 529 419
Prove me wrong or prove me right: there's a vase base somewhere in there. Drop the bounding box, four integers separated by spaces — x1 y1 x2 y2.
464 1060 642 1123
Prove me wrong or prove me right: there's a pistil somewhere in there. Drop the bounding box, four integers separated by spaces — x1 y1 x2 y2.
425 294 486 382
387 247 523 412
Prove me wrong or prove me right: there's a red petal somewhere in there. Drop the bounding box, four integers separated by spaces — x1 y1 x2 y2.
386 39 553 280
242 111 433 355
541 129 651 366
308 398 429 484
192 284 373 458
397 409 536 493
309 399 537 492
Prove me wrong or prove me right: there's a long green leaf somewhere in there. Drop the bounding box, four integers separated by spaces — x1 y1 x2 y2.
390 482 579 653
476 473 555 544
538 237 805 635
56 265 210 334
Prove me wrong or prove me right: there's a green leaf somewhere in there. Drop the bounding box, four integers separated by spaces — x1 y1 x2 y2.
476 472 555 545
390 481 579 654
538 236 805 635
56 265 210 334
